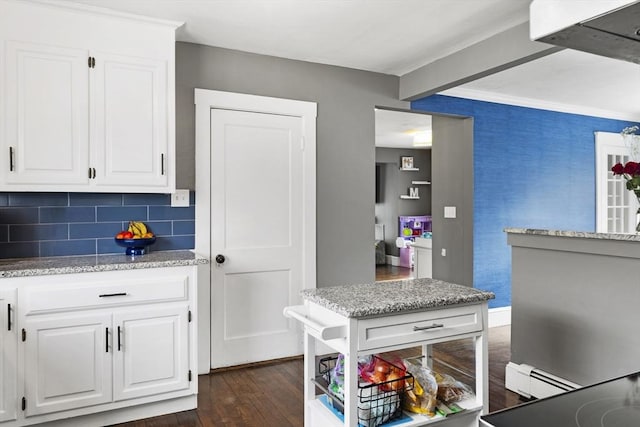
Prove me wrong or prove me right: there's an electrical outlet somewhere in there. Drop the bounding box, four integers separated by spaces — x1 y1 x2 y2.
441 248 447 257
171 189 190 207
444 206 457 218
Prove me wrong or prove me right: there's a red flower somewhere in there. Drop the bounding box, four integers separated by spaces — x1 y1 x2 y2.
612 163 625 175
624 161 639 175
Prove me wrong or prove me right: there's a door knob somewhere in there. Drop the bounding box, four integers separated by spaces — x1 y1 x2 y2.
215 254 226 264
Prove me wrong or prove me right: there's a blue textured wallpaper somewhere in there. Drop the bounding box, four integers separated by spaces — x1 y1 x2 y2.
411 95 639 308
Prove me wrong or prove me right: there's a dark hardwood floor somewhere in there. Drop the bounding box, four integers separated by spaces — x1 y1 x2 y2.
112 325 522 427
375 264 413 281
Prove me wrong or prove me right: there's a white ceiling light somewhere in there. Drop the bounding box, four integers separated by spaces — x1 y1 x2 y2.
413 130 432 147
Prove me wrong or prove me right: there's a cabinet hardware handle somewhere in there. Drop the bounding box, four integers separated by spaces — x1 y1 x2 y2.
7 303 11 331
88 56 92 68
88 167 92 179
92 57 95 68
105 327 109 352
99 292 127 297
117 326 121 351
9 147 14 171
161 153 165 175
93 167 96 179
413 323 445 331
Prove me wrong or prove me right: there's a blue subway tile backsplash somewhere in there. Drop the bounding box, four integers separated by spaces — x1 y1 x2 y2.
40 207 96 223
69 193 124 206
0 191 195 259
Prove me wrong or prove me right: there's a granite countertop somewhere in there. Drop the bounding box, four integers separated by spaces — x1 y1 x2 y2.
504 227 640 242
0 250 209 278
301 278 494 318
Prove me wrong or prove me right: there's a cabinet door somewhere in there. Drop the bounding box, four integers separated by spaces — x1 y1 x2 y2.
24 312 112 416
0 289 17 422
113 304 189 401
3 41 90 186
91 52 170 190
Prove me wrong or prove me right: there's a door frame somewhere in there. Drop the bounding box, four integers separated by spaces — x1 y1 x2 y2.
194 89 317 373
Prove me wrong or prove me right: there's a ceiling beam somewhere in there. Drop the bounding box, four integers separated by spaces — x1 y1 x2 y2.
399 22 563 101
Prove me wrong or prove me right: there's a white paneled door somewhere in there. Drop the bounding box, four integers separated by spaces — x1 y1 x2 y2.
210 109 306 368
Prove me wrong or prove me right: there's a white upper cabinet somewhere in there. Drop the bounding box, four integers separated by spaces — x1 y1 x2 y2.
0 0 181 193
91 52 169 189
4 41 90 186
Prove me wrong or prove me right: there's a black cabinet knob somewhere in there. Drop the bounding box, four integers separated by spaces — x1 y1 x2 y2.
215 254 226 264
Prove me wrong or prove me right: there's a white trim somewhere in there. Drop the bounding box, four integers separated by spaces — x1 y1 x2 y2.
441 87 640 122
488 306 511 328
20 0 184 28
194 89 317 373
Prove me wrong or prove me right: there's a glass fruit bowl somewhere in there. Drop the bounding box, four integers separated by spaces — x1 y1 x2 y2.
114 236 156 256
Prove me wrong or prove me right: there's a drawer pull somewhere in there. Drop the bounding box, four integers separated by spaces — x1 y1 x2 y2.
413 323 445 331
99 292 127 298
117 326 122 351
105 327 109 353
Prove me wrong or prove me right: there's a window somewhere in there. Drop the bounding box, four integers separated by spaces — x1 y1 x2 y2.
595 131 637 233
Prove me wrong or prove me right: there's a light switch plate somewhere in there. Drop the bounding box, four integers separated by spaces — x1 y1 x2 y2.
444 206 457 218
171 189 190 207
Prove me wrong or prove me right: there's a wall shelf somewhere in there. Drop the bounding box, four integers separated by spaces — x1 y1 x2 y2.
399 167 419 171
412 180 431 185
400 195 420 200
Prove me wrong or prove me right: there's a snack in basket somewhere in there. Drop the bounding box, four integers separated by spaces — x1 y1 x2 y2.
326 354 409 427
433 371 474 404
402 359 438 416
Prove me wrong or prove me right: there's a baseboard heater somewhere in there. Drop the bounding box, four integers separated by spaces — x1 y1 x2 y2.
505 362 581 399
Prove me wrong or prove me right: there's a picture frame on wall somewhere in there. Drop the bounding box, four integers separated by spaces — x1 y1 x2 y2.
401 156 414 169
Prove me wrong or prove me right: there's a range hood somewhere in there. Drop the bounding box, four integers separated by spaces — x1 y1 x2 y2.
530 0 640 64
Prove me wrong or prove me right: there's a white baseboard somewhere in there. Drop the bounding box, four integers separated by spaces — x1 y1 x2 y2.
488 306 511 328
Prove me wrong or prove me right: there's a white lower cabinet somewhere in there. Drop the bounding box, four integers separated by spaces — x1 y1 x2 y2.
0 289 17 423
114 305 189 401
1 265 197 426
24 312 112 416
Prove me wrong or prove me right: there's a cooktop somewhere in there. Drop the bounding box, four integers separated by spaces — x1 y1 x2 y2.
481 372 640 427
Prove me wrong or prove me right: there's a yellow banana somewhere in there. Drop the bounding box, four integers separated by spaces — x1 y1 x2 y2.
128 221 147 237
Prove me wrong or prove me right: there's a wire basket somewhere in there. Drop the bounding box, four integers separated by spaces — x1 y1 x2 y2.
318 355 414 427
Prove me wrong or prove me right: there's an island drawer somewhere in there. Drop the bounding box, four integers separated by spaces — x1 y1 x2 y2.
20 268 191 315
357 304 483 351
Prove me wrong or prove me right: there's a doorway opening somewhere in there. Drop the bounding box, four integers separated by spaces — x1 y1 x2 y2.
374 107 433 282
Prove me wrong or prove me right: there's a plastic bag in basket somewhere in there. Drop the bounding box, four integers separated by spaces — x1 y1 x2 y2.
433 371 474 404
402 359 438 416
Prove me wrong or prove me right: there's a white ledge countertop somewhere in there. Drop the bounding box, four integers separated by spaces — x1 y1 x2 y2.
0 250 209 278
301 278 494 318
504 228 640 242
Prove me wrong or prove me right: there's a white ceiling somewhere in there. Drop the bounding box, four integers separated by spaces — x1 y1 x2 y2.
57 0 640 146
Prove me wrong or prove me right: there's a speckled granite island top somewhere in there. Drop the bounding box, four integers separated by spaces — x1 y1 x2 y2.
505 227 640 242
0 250 208 278
300 278 494 318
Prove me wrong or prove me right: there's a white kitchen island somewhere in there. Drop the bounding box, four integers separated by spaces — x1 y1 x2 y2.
284 278 494 427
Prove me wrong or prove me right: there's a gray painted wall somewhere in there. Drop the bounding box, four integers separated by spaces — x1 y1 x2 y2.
375 147 432 257
431 116 474 286
175 42 408 286
508 232 640 385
